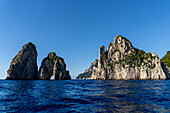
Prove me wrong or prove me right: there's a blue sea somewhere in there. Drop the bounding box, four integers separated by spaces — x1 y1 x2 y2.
0 80 170 112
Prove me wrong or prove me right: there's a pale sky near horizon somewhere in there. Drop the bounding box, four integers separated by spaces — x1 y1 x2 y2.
0 0 170 79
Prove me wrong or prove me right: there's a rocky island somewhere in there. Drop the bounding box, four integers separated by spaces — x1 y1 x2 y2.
6 42 38 80
38 52 71 80
77 35 170 80
6 42 71 80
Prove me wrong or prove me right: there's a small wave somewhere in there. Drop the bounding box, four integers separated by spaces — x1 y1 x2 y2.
61 97 91 104
32 104 70 112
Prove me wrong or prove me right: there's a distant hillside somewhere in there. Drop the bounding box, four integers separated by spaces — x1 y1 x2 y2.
162 51 170 73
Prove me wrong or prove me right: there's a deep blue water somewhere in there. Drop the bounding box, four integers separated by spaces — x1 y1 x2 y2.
0 80 170 113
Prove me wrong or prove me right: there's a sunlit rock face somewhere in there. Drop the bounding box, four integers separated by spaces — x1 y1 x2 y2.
76 59 98 79
6 42 38 80
77 35 170 80
38 52 71 80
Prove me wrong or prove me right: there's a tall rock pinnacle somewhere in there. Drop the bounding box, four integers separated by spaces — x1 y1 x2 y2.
6 42 38 80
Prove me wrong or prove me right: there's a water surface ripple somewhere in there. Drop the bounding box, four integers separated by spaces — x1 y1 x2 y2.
0 80 170 112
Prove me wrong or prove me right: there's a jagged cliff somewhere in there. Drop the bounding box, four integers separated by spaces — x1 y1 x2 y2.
77 35 169 80
6 42 38 80
161 51 170 74
38 52 71 80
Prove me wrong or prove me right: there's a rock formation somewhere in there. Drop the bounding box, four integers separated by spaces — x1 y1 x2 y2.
77 35 170 80
76 59 98 79
161 51 170 74
6 42 38 80
38 52 71 80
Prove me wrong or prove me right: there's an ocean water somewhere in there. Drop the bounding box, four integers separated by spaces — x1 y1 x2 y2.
0 80 170 113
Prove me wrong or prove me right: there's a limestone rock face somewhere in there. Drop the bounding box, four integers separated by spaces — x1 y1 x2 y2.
77 35 170 80
38 52 71 80
76 59 98 79
6 42 38 80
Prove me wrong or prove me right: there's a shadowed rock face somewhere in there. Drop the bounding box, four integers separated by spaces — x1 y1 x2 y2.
77 35 170 80
161 51 170 74
38 52 71 80
6 42 38 80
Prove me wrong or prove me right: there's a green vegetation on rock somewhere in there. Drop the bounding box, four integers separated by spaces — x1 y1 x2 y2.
107 48 156 69
47 52 64 63
161 51 170 67
150 63 156 69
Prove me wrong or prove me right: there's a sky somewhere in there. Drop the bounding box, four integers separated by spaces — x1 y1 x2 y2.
0 0 170 79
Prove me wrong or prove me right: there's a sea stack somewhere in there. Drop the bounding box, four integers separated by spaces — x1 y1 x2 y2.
38 52 71 80
6 42 38 80
77 35 170 80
